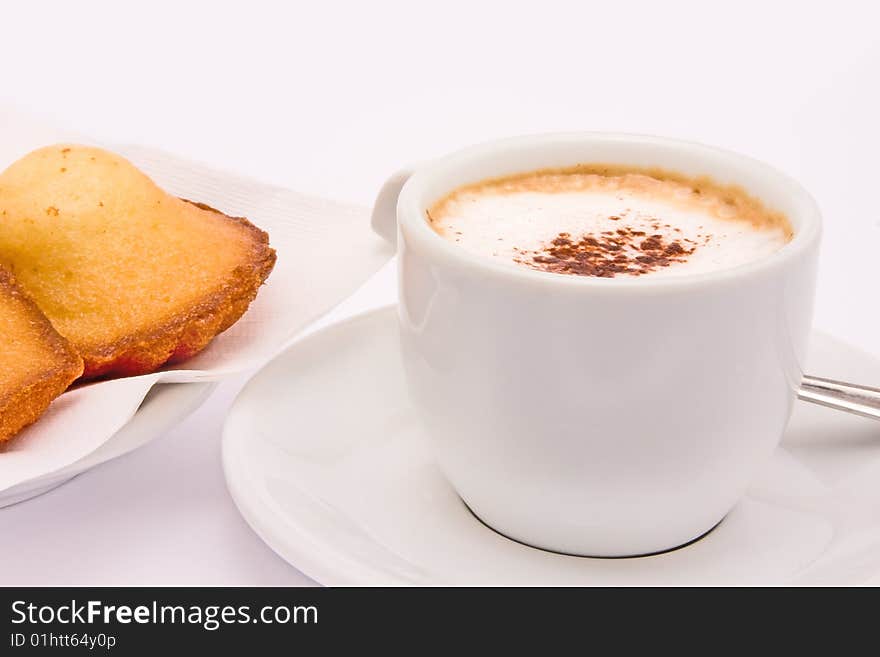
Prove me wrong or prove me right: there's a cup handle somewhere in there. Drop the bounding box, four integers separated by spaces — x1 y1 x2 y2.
370 168 415 249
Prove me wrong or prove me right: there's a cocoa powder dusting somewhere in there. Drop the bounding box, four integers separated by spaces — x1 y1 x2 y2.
515 219 698 278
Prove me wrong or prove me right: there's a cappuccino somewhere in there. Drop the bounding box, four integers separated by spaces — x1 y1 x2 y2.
428 166 792 278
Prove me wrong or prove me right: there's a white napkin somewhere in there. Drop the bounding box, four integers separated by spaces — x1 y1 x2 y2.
0 107 393 491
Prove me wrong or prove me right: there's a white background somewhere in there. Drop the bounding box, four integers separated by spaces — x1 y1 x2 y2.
0 0 878 584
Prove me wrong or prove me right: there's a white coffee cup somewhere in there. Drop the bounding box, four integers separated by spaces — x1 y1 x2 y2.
371 133 821 557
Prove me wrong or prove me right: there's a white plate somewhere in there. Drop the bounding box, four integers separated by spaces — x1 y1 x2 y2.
0 106 391 507
0 382 215 508
223 306 880 585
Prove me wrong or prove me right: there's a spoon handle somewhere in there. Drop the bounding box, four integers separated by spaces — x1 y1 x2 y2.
799 375 880 421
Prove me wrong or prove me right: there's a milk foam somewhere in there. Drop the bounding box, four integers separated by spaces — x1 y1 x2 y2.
429 172 790 279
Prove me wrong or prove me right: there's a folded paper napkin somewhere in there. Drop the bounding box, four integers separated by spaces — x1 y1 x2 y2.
0 107 393 491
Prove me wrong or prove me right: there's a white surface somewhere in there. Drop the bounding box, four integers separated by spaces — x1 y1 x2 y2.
0 0 878 584
224 307 880 585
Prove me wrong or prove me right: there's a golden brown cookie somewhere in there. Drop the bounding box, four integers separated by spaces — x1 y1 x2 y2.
0 145 276 379
0 267 83 442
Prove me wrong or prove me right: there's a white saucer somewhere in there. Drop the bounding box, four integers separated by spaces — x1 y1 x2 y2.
223 306 880 585
0 382 215 508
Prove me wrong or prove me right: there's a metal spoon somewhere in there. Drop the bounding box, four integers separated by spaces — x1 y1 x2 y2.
799 375 880 420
